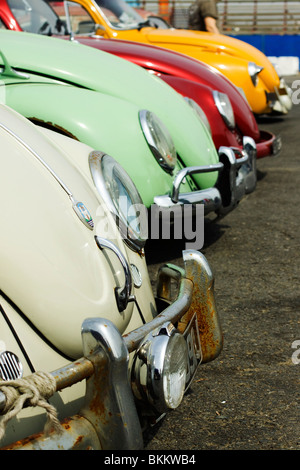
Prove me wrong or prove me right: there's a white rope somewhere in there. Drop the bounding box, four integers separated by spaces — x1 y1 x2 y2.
0 371 63 442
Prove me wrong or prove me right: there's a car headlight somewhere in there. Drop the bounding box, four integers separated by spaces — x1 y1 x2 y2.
139 110 177 174
213 90 235 130
89 150 148 252
248 62 264 87
184 97 212 135
131 322 188 414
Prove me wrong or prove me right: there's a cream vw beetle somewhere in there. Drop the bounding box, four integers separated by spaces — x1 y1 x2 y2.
0 104 222 450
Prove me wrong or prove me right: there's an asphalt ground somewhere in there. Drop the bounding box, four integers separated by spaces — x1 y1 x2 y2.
143 75 300 451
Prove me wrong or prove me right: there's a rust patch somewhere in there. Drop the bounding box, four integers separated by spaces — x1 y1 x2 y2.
1 430 44 449
178 262 223 364
74 435 84 446
29 118 79 140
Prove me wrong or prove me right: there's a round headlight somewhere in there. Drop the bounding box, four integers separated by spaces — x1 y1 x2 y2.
139 110 177 174
131 322 188 413
212 90 235 130
184 97 212 135
89 151 148 252
248 62 264 87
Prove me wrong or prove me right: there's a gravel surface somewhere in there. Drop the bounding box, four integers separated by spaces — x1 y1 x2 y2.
144 76 300 450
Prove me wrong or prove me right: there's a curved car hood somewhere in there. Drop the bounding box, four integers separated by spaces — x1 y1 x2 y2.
144 28 280 87
0 30 220 185
145 29 271 66
0 104 134 358
77 36 260 140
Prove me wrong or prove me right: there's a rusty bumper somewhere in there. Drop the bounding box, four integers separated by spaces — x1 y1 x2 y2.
0 250 222 450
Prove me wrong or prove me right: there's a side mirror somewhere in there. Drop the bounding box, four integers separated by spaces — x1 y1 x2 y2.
94 24 106 36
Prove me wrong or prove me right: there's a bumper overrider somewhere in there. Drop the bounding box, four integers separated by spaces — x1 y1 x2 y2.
216 136 257 215
0 250 222 450
257 130 282 159
153 137 257 217
266 78 293 115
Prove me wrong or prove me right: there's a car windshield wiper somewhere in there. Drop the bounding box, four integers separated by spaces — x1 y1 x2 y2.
136 19 157 30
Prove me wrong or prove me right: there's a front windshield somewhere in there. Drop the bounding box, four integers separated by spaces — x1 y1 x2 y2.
94 0 145 29
7 0 68 34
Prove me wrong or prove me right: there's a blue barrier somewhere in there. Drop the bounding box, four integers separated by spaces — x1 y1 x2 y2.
231 34 300 61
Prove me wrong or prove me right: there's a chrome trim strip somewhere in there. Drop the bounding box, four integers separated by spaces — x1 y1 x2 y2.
0 122 73 198
0 121 96 228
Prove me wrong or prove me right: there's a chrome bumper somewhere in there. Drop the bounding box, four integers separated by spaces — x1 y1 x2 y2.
153 163 224 215
268 78 293 114
216 136 257 215
152 138 256 218
0 250 222 450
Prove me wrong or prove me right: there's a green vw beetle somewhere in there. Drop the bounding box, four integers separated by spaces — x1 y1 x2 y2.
0 30 256 217
0 104 223 449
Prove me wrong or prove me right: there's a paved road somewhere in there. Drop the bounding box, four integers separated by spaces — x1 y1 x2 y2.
144 76 300 450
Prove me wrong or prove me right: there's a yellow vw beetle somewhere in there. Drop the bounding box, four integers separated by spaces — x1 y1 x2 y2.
47 0 292 116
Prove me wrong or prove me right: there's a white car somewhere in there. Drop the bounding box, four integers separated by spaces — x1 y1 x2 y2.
0 104 223 449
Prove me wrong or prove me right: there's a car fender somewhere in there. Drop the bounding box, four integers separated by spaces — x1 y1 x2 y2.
75 37 261 144
4 82 204 206
160 75 248 150
0 104 156 446
0 104 143 359
145 29 280 87
0 31 219 171
146 42 271 114
43 0 288 115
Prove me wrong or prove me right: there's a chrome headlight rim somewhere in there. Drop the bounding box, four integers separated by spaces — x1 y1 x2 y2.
131 322 188 414
213 90 236 130
248 61 264 87
184 97 212 135
89 150 148 253
139 109 177 175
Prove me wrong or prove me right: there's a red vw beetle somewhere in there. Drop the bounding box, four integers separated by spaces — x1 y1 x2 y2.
75 36 281 159
0 0 280 159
